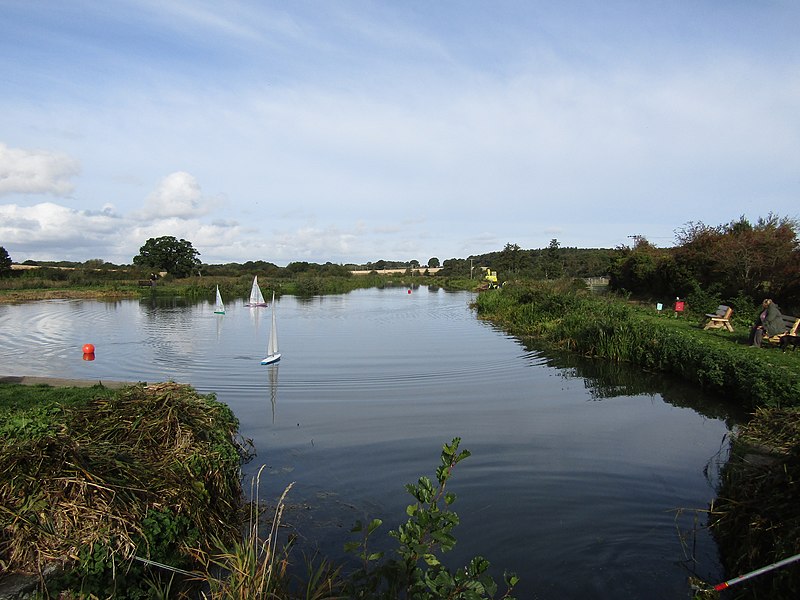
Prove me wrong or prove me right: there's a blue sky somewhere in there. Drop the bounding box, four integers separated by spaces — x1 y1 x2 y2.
1 1 798 266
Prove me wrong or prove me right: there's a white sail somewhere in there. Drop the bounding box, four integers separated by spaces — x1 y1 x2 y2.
214 285 225 314
247 276 268 306
261 292 281 364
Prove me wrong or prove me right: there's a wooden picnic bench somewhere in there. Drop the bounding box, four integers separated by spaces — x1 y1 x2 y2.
763 314 800 347
703 305 734 332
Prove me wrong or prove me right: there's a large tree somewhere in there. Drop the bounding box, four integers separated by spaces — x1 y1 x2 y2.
674 214 799 301
133 236 201 278
0 246 12 277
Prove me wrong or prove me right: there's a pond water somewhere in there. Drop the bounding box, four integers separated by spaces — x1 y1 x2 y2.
0 286 736 598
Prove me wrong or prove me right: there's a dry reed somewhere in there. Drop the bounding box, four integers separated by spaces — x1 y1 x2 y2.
0 382 245 576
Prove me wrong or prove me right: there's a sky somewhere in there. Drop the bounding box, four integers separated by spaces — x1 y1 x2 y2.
1 1 798 266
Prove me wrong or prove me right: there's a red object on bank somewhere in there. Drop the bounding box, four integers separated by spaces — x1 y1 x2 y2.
674 301 685 312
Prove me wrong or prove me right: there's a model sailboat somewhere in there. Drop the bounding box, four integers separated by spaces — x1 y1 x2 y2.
245 276 268 307
214 285 225 314
261 292 281 364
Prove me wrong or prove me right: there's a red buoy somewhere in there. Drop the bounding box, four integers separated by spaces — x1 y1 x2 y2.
82 352 95 361
82 343 95 354
408 289 411 294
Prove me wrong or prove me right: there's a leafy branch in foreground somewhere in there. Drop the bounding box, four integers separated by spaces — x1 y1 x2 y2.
343 437 518 599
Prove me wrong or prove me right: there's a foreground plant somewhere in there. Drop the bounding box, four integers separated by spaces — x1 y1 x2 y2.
343 437 518 599
187 470 343 600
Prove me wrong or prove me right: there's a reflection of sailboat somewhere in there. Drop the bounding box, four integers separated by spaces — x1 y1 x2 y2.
260 292 281 364
214 285 225 314
245 276 268 307
267 363 279 423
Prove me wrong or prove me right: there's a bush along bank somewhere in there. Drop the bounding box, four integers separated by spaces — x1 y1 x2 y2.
0 382 248 599
474 281 800 598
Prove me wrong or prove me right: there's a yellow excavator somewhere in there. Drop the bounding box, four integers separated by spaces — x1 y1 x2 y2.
483 268 499 289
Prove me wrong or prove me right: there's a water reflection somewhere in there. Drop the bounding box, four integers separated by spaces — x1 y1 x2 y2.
267 363 279 423
527 341 746 426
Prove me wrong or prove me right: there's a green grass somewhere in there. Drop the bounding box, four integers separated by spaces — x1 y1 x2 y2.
474 281 800 409
0 382 246 598
0 383 117 440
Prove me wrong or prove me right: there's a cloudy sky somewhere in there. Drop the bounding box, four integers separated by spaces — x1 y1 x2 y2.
1 1 798 266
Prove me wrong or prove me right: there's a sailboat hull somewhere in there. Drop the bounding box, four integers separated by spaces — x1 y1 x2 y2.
260 353 281 365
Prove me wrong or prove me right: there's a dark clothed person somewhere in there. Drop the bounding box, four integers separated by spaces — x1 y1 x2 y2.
749 299 784 347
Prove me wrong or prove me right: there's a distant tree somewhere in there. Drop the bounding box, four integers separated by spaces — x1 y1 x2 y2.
83 258 106 269
0 246 12 277
440 258 470 277
497 243 522 275
428 257 440 268
409 259 420 269
543 239 563 279
133 236 200 278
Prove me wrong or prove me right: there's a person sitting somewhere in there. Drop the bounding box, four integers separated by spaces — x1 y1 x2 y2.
748 298 784 348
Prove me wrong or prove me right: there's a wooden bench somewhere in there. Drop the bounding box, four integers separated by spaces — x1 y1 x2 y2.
703 305 734 332
763 314 800 347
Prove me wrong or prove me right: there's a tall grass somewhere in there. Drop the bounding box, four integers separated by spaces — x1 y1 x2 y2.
189 473 343 600
474 281 800 409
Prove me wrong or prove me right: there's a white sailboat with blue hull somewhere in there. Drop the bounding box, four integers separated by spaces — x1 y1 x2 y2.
261 292 281 364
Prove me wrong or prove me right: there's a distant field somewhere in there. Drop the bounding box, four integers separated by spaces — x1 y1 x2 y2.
350 267 442 275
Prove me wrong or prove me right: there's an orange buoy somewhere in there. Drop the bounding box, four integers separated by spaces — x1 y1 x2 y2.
82 343 95 354
82 352 95 361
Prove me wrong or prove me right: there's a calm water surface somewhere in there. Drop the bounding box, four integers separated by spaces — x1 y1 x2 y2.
0 286 734 598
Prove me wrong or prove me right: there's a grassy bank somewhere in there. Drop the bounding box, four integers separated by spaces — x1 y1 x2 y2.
0 382 246 598
474 280 800 598
474 281 800 409
707 409 800 599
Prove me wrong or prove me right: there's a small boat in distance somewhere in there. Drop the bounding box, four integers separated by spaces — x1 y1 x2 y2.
245 276 269 307
261 292 281 365
214 285 225 314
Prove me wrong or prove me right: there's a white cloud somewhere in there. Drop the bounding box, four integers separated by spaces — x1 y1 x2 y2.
0 143 80 197
135 171 212 220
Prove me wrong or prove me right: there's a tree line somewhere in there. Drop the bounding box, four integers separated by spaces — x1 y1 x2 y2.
3 213 797 310
436 214 799 312
609 214 799 311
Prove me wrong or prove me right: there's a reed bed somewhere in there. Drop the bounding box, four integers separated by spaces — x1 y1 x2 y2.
0 382 245 594
474 281 800 409
709 408 800 598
